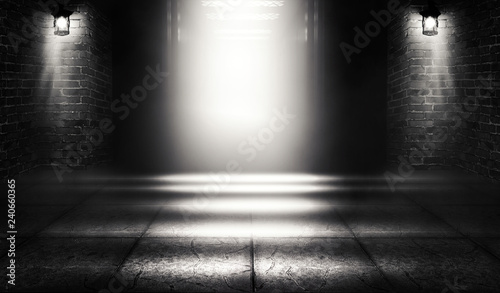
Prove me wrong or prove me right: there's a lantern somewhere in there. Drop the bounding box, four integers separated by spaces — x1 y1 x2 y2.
52 5 72 36
420 1 441 36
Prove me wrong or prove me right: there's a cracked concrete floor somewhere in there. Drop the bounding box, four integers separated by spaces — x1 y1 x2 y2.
2 170 500 292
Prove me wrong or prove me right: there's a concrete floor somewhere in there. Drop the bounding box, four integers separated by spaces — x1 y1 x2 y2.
2 170 500 292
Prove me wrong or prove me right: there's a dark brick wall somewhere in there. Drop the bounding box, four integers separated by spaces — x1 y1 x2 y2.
1 0 41 178
387 0 500 180
387 0 456 171
387 1 412 167
452 0 500 179
0 0 112 178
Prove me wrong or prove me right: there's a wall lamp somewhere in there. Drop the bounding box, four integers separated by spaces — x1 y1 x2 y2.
52 4 73 36
420 0 441 36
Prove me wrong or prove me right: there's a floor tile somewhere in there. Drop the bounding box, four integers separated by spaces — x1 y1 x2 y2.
0 266 118 292
0 238 136 292
360 238 500 293
337 206 458 237
406 187 500 206
17 185 95 206
6 205 72 237
84 188 187 205
4 170 499 292
474 238 500 259
119 238 252 292
0 237 29 259
40 205 159 237
251 207 351 237
428 205 500 237
323 190 414 206
464 181 500 197
10 237 135 267
254 238 391 292
146 206 252 238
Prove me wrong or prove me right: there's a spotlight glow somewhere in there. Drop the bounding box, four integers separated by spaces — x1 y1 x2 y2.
206 13 280 21
202 198 319 213
151 183 335 193
54 16 70 36
213 29 272 40
55 17 68 29
156 173 338 183
424 17 437 30
182 222 329 238
129 173 341 193
172 0 310 172
201 0 285 8
99 173 395 194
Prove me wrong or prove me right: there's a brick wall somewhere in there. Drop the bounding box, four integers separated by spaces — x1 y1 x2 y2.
387 1 411 167
0 0 112 179
452 0 500 179
387 0 456 171
1 0 40 178
387 0 500 180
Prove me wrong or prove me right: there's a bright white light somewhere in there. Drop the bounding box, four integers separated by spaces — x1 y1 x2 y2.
182 222 326 238
206 13 280 21
156 173 338 183
189 222 252 237
214 29 271 40
201 0 285 8
173 0 309 171
104 173 345 193
214 29 271 35
424 17 437 30
143 183 336 193
251 222 326 237
245 0 285 7
56 17 68 30
203 198 319 213
147 173 339 193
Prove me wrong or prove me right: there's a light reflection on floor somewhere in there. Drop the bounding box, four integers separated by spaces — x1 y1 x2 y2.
11 170 500 291
101 173 391 194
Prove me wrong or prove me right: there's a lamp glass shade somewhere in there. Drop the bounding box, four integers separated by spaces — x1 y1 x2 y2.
54 15 70 36
422 15 438 36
